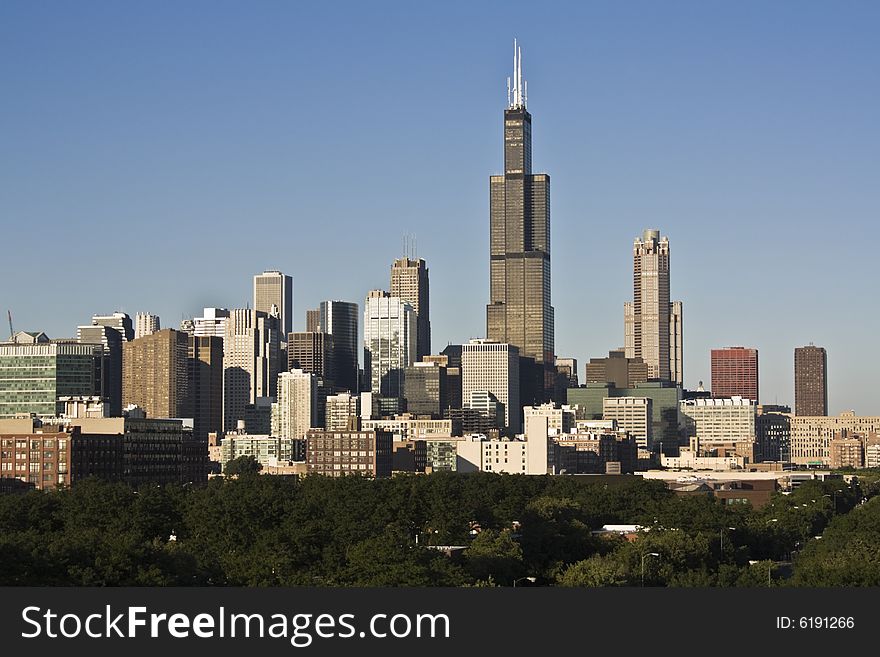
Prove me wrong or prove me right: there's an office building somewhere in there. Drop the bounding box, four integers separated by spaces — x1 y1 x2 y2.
795 345 828 416
305 308 321 333
523 402 576 435
679 397 756 449
790 412 880 466
272 369 317 440
122 329 191 420
253 270 293 338
390 257 431 360
220 433 304 470
585 349 649 389
456 415 549 474
603 397 653 449
318 301 359 394
134 313 161 340
77 323 123 416
555 357 578 388
305 428 393 478
361 415 455 441
223 309 280 431
461 339 520 432
403 361 447 418
363 291 416 400
756 405 791 463
486 42 555 399
0 333 101 419
188 335 224 442
288 331 334 383
829 438 864 470
90 312 134 342
623 230 683 383
711 347 759 402
192 308 230 338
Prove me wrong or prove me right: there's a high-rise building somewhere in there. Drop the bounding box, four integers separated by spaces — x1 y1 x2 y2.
272 369 316 440
795 345 828 416
555 357 578 388
390 257 431 360
486 42 555 399
624 231 683 383
403 361 447 418
91 312 134 342
0 333 101 418
325 392 360 431
305 308 321 333
305 428 393 478
757 405 791 463
585 349 649 389
188 335 223 442
253 270 293 338
222 309 280 431
602 397 653 450
288 331 334 383
122 329 191 420
134 313 161 340
77 324 123 416
790 412 880 466
192 308 230 338
363 291 416 400
461 339 520 432
711 347 759 402
679 397 757 448
319 301 359 394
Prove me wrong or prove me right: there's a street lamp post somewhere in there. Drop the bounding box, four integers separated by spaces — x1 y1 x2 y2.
641 552 660 587
720 527 736 559
513 576 536 587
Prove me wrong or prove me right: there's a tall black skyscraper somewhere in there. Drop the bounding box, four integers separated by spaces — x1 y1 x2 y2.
486 41 554 398
319 300 359 394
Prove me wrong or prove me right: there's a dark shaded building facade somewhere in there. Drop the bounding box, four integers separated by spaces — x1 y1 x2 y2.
288 331 335 384
585 349 648 389
319 301 359 394
305 428 393 478
795 345 828 416
189 335 223 442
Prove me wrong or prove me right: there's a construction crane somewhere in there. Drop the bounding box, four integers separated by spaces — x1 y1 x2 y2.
7 310 13 341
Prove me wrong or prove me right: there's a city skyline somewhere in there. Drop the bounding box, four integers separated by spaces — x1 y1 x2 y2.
3 3 879 413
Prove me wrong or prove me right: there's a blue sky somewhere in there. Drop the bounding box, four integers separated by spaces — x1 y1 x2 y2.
2 1 878 413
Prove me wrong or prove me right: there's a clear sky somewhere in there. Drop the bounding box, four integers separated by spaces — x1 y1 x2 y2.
2 1 878 413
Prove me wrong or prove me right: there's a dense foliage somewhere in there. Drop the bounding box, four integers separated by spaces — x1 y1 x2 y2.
0 473 873 586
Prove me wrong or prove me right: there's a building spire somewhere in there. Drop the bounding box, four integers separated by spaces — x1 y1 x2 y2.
508 38 527 109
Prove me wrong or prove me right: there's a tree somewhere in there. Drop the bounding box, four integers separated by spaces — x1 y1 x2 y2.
224 456 263 477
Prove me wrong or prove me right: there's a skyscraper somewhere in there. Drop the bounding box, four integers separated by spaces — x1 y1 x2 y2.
77 323 123 416
711 347 759 402
288 331 334 383
188 335 224 442
253 271 293 338
390 257 430 360
305 308 321 333
272 369 317 440
363 290 416 400
122 329 190 419
795 345 828 416
222 308 280 431
91 312 134 342
486 41 554 398
134 313 161 339
192 308 230 338
624 230 683 383
461 339 520 433
319 300 359 394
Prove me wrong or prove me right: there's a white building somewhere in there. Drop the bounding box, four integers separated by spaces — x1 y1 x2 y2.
361 415 454 441
326 392 360 430
461 339 520 432
603 397 652 449
524 403 576 435
193 308 230 338
134 313 160 339
680 396 756 446
363 290 416 399
272 369 316 440
455 415 549 474
219 433 302 469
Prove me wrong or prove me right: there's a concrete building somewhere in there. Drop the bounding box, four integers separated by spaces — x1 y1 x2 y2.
77 323 123 416
90 312 134 342
363 291 416 400
122 329 191 420
403 361 448 418
829 437 864 469
623 230 683 384
486 45 555 401
0 333 101 419
272 369 316 440
790 412 880 467
456 415 549 474
360 415 454 441
305 428 393 478
391 256 431 360
462 339 520 432
711 347 759 402
192 308 230 339
523 402 576 435
134 313 161 340
585 349 648 389
219 433 304 470
602 397 652 449
679 397 757 449
287 331 334 384
253 270 293 338
305 308 321 333
325 392 360 431
555 357 578 388
795 345 828 416
223 308 281 431
188 335 224 442
549 428 638 475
